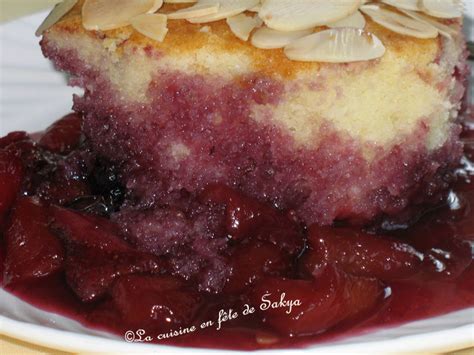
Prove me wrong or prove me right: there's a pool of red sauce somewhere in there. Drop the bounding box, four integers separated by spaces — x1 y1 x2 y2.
0 115 473 351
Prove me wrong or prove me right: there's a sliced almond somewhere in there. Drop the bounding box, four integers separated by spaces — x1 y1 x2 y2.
251 27 313 49
328 10 366 29
149 0 164 13
83 0 159 31
164 0 197 3
167 3 219 19
131 13 168 41
226 13 262 41
421 0 463 19
361 4 438 39
188 0 260 23
259 0 361 31
381 0 421 11
399 9 457 38
284 28 386 63
36 0 78 36
248 4 261 13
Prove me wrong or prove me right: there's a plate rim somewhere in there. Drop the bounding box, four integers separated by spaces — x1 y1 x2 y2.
1 312 474 354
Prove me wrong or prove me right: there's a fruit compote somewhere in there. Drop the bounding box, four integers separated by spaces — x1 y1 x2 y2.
0 113 473 350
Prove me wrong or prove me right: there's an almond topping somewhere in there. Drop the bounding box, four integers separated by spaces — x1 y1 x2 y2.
149 0 164 13
328 10 366 29
188 0 259 24
251 27 313 49
361 4 438 39
83 0 161 31
36 0 78 36
131 13 168 41
226 13 262 41
381 0 421 11
421 0 463 19
399 9 458 38
259 0 361 31
167 3 219 19
164 0 197 3
284 28 386 63
248 4 261 13
43 0 465 64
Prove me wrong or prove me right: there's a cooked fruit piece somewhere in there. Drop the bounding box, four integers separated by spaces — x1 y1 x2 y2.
4 197 64 285
201 184 304 256
300 225 423 280
423 240 472 279
110 274 202 330
401 220 472 279
64 244 167 302
0 150 23 224
39 113 83 155
249 265 385 336
37 177 90 206
224 241 290 293
0 131 29 150
51 206 131 252
455 192 474 241
51 206 169 301
0 129 92 206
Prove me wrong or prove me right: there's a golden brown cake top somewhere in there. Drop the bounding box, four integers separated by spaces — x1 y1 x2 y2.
39 0 463 78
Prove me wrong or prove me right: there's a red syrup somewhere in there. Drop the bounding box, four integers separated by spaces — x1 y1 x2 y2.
0 113 473 350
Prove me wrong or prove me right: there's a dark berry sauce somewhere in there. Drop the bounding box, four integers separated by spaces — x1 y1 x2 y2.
0 113 473 350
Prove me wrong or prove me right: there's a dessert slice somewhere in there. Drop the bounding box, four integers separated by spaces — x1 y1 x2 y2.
40 0 468 225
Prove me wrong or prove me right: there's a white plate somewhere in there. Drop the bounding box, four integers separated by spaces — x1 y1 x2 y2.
0 10 474 355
